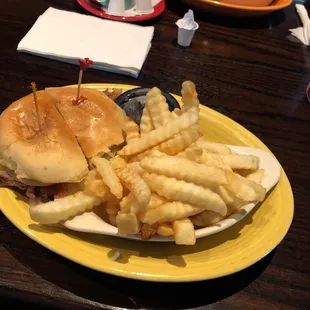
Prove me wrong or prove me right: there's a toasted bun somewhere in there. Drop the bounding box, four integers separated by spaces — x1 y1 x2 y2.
0 91 89 184
46 87 125 158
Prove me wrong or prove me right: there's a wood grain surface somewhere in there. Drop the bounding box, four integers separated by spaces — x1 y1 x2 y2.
1 0 310 309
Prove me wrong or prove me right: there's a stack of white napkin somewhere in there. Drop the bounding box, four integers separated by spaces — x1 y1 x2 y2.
17 7 155 78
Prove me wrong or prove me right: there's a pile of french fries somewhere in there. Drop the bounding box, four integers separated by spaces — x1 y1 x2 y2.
30 81 266 245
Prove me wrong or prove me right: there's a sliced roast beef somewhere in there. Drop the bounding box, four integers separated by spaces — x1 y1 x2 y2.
0 170 68 203
0 170 28 190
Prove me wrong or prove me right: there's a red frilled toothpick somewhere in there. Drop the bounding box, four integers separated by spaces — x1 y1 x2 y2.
75 58 93 104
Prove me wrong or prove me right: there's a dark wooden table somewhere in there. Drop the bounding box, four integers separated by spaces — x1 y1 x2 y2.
1 0 310 309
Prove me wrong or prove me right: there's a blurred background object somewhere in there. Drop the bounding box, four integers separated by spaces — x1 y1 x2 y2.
220 0 273 6
182 0 293 16
78 0 165 21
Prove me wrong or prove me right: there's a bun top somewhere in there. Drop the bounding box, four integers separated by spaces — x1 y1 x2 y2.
0 90 89 184
46 87 125 158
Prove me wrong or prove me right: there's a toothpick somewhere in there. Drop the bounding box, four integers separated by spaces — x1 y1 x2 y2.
75 69 83 103
30 82 41 131
75 58 94 104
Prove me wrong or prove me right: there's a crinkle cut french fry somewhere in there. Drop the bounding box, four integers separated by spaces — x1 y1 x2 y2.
225 170 266 202
172 218 196 245
147 89 171 128
117 167 151 209
170 108 182 120
142 201 202 225
30 191 101 224
215 154 260 170
124 116 140 141
91 157 123 199
109 156 127 170
157 223 174 236
190 200 245 227
140 155 227 187
193 138 232 154
138 193 167 222
140 106 154 136
177 147 203 162
116 212 141 234
157 128 200 155
108 214 117 227
215 185 245 207
118 107 199 156
120 192 134 213
146 86 161 101
148 193 167 208
125 162 145 175
198 151 232 171
190 210 224 227
235 169 265 184
106 195 120 215
181 81 200 112
129 149 165 163
83 169 110 200
142 173 227 216
120 192 141 214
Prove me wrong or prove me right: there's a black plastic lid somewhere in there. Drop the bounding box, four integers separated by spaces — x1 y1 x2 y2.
113 87 180 124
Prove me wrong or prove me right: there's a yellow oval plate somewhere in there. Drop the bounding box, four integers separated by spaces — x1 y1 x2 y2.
0 83 294 282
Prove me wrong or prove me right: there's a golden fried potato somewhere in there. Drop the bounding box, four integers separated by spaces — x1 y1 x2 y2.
108 214 117 227
124 116 140 142
138 193 168 222
194 138 232 154
142 173 227 216
83 169 110 200
170 108 182 120
120 192 134 213
30 191 101 224
226 170 266 202
106 194 120 215
140 155 227 187
157 128 200 155
190 210 224 227
109 156 127 170
120 192 141 214
198 151 232 170
190 199 245 227
116 213 141 234
181 81 200 112
147 88 171 128
157 223 174 236
177 147 203 161
148 193 167 208
117 167 151 210
118 107 199 156
102 88 123 101
215 185 245 206
215 154 260 170
129 149 165 163
125 162 145 175
91 157 123 199
146 86 161 100
140 106 154 136
172 218 196 245
142 201 201 225
235 169 265 184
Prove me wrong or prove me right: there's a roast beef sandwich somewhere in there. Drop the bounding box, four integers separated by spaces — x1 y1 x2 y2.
0 87 125 202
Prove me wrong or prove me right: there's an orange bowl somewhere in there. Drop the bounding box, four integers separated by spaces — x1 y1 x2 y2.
220 0 273 6
182 0 293 16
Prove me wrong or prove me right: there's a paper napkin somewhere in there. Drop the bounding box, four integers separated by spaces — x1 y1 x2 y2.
17 7 155 78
